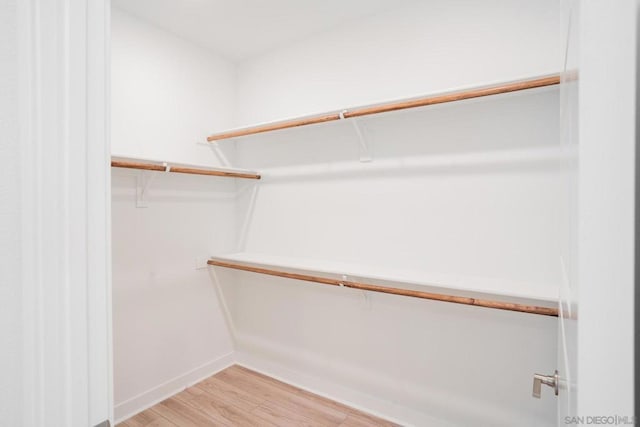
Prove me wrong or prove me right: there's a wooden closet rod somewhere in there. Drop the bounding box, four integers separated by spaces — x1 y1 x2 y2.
207 259 559 317
207 75 560 142
111 160 261 180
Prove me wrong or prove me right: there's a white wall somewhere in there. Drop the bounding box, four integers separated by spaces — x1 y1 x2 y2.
112 170 236 421
229 93 564 426
0 0 21 425
234 0 561 126
111 9 237 421
236 89 565 301
226 1 564 425
111 7 236 165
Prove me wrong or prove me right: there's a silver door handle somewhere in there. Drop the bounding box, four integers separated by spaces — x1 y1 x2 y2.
532 370 558 398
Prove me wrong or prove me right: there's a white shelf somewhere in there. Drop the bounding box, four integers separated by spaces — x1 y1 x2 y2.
210 252 558 308
110 154 261 180
206 74 560 142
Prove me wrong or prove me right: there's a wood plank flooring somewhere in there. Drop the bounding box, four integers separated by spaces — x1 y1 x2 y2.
118 365 400 427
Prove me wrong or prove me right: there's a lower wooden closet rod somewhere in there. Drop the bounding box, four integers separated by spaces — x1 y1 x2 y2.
207 259 558 317
111 160 261 180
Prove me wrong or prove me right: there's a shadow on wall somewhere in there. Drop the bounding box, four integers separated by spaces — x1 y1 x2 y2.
235 87 560 171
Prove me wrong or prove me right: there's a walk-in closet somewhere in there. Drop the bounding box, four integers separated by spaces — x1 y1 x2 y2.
7 0 640 426
111 1 572 425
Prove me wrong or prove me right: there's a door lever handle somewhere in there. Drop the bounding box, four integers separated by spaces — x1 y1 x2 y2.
532 370 558 398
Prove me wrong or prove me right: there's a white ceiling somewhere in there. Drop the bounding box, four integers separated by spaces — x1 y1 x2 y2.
112 0 413 61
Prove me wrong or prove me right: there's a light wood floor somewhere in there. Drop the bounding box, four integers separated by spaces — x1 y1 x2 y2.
119 365 400 427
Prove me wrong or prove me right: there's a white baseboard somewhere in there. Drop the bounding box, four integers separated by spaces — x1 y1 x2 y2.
114 352 235 424
112 347 437 427
233 333 545 427
234 348 447 427
113 342 533 427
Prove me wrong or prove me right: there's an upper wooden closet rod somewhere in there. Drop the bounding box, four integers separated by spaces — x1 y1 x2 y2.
208 259 559 317
111 159 261 180
207 75 561 142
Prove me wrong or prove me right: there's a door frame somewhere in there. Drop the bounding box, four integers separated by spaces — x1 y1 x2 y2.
577 0 637 419
18 0 112 425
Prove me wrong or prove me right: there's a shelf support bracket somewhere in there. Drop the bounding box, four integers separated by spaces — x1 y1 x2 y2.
341 110 372 162
198 140 233 168
136 166 164 208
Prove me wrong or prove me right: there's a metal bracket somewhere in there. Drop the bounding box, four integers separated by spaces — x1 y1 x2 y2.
338 274 348 287
136 163 168 208
340 110 372 162
197 140 232 168
338 274 371 307
236 182 260 252
361 288 371 308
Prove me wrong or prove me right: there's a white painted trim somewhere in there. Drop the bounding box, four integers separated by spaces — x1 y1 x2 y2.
577 0 637 417
114 352 236 424
234 353 416 426
233 338 448 427
17 0 111 425
235 331 550 426
87 0 113 424
17 0 40 424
